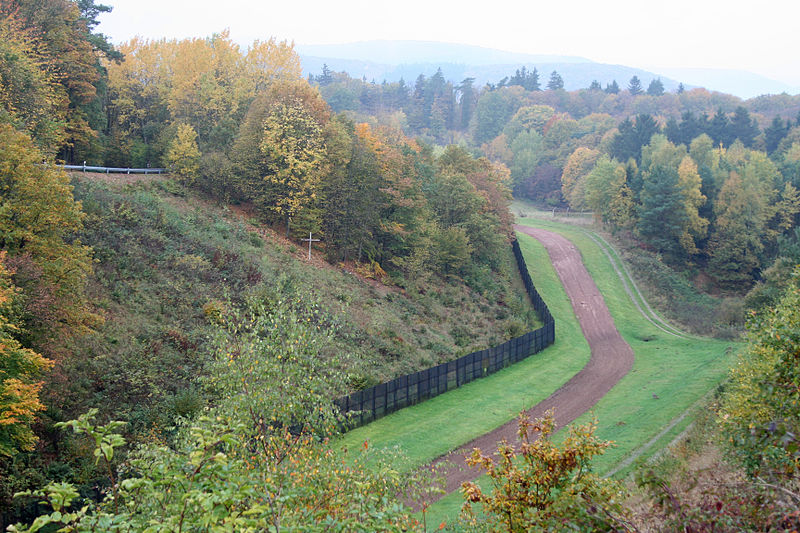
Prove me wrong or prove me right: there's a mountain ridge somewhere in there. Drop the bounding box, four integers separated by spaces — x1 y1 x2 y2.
297 40 800 99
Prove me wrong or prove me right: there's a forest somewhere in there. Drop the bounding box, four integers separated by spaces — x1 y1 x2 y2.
1 0 799 530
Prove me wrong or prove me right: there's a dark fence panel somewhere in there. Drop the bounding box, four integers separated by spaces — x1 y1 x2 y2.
335 239 555 430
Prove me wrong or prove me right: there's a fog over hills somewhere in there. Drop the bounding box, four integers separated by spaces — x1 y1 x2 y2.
297 40 800 99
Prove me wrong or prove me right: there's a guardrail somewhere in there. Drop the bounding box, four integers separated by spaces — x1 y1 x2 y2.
62 164 166 174
334 239 555 429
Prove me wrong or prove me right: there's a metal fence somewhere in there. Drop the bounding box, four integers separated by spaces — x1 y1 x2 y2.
62 164 166 174
334 239 555 429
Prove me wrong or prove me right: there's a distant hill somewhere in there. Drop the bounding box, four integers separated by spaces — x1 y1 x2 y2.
653 67 800 100
297 40 800 99
296 40 590 66
300 55 686 94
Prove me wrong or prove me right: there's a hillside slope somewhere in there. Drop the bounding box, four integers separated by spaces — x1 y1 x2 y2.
57 173 537 431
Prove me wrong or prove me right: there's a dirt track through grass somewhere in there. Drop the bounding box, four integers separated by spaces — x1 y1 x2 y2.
422 226 634 501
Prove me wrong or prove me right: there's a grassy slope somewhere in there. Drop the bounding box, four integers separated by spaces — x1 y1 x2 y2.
334 234 589 469
64 175 537 428
417 218 737 526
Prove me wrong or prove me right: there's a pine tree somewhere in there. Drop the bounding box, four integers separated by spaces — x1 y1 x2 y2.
546 70 564 90
588 80 602 91
628 76 643 95
457 77 477 130
610 114 660 163
605 80 620 94
646 78 664 96
730 106 759 147
528 67 541 91
318 63 333 86
764 116 789 154
709 109 734 148
637 164 689 259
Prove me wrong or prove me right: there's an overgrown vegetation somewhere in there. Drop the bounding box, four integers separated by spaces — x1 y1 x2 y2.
9 299 422 532
3 0 800 529
0 173 534 526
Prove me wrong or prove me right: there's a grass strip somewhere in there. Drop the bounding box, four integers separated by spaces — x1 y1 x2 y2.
334 235 589 470
423 220 736 527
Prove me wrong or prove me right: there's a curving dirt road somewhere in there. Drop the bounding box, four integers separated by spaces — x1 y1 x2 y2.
426 226 635 501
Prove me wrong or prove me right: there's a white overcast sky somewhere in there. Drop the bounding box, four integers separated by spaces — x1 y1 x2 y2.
97 0 800 86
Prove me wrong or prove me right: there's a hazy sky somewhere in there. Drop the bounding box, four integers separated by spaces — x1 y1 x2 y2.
97 0 800 86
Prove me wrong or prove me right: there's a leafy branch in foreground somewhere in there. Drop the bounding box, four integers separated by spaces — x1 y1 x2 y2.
460 411 630 532
10 298 419 531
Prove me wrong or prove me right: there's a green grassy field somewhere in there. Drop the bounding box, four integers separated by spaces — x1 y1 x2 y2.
334 232 590 471
424 219 736 527
333 209 735 528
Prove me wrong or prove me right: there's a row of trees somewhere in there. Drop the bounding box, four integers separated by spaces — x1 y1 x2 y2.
565 126 800 286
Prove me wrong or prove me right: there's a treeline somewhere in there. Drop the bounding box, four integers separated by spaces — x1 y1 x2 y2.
308 65 800 144
563 118 800 292
0 2 522 527
99 35 514 284
308 65 800 291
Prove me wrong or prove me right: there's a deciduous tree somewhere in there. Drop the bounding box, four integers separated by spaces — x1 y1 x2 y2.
0 252 52 457
165 123 201 183
0 124 99 350
461 412 628 532
260 99 326 237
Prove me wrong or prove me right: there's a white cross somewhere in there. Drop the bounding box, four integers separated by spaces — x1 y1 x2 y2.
301 232 320 261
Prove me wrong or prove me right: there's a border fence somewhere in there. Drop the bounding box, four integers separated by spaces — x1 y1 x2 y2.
334 239 555 429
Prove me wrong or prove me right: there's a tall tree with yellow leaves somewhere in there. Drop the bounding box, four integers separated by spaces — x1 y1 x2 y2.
260 99 326 237
166 123 201 184
0 124 99 352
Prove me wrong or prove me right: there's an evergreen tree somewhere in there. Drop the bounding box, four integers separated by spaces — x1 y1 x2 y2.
456 77 477 130
588 80 602 91
546 71 564 90
646 78 664 96
684 111 708 145
610 114 660 163
604 80 620 94
627 76 643 95
637 164 689 260
709 109 734 148
509 66 527 88
665 118 681 145
529 67 541 91
677 82 685 94
730 106 759 147
764 116 790 155
318 63 333 86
